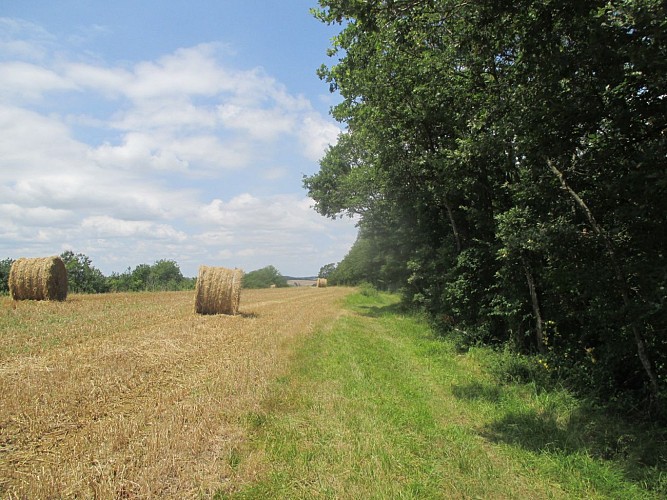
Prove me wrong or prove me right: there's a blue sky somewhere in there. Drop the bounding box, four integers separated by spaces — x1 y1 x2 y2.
0 0 357 277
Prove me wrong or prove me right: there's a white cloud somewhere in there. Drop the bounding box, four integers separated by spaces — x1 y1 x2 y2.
0 105 88 174
299 114 341 161
125 44 235 101
65 45 332 172
0 20 356 276
0 203 73 226
111 99 218 131
199 194 326 232
0 61 76 101
217 104 295 140
91 132 191 172
64 62 131 98
262 166 288 180
81 215 187 241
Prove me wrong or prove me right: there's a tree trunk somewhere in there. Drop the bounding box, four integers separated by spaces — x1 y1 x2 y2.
524 262 545 353
443 196 462 254
547 158 660 403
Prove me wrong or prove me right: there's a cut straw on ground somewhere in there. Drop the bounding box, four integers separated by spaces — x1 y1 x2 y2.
0 287 353 498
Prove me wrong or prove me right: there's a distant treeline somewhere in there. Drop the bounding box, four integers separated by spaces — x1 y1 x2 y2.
0 252 194 294
242 265 288 289
0 253 289 294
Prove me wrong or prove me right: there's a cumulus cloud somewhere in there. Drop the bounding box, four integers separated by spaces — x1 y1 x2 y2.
0 105 88 175
199 194 325 232
0 19 355 276
0 203 72 226
299 114 341 161
0 62 76 101
81 215 187 241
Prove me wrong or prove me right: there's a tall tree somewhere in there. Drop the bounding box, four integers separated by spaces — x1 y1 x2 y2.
307 0 666 409
147 260 184 291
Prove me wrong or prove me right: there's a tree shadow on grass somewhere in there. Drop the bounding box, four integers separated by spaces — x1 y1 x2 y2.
481 408 582 455
451 383 667 492
353 300 416 319
452 381 573 452
451 381 504 404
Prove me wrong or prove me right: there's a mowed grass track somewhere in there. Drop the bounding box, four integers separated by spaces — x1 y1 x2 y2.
225 292 664 499
0 287 354 498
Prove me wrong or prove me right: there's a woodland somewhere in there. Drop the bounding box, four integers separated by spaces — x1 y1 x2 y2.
306 0 667 414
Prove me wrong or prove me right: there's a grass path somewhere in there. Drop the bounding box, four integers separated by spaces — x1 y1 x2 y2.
224 292 664 499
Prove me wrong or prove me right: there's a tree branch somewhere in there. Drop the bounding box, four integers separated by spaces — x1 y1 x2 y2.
547 158 659 402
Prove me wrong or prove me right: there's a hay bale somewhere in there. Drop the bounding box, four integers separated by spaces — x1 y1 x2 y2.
317 278 328 288
194 265 243 315
9 256 68 301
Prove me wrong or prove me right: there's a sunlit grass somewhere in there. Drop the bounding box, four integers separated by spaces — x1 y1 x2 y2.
223 291 665 499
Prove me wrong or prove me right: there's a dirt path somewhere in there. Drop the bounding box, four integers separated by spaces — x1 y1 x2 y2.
0 287 353 498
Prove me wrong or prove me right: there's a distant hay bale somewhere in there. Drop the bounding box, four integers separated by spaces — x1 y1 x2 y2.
317 278 328 288
9 256 68 301
194 265 243 315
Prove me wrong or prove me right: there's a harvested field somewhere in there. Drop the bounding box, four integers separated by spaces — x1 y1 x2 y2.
0 287 353 498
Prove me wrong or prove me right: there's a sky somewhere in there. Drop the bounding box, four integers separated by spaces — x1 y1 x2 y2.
0 0 357 278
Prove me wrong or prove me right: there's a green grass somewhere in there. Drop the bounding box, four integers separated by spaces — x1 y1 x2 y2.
219 292 666 499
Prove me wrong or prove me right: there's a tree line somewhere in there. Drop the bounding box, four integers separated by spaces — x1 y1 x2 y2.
306 0 666 414
242 265 289 289
0 254 291 294
0 252 195 294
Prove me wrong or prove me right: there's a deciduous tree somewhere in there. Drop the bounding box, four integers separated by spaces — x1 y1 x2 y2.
307 0 666 411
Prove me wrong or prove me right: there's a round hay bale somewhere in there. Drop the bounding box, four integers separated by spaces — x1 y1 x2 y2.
194 265 243 315
9 256 68 301
317 278 328 288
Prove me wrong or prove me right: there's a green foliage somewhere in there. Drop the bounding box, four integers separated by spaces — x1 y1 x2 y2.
130 264 152 291
242 265 288 289
106 267 134 292
146 259 185 291
306 0 667 412
60 251 109 294
318 262 337 279
107 260 194 292
327 226 410 291
357 281 378 297
0 258 14 295
484 346 552 387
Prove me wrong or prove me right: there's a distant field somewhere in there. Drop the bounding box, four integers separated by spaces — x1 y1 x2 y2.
286 279 317 287
0 287 354 498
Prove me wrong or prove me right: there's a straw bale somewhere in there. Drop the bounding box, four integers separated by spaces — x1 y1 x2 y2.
9 256 68 301
317 278 328 288
194 265 243 315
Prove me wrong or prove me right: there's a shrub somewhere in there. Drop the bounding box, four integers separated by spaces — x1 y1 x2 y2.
358 282 378 297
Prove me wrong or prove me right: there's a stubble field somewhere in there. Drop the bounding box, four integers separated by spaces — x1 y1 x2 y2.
0 287 353 498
